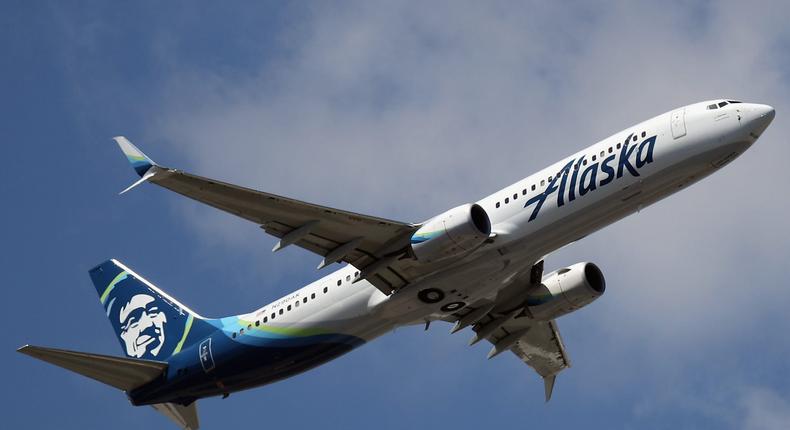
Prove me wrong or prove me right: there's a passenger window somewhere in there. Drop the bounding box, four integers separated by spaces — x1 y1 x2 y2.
311 293 316 299
255 320 260 326
279 309 284 315
641 131 646 138
271 313 275 319
531 184 536 191
600 151 605 157
294 301 299 308
540 180 545 186
495 202 500 208
240 328 244 334
354 271 359 277
505 197 509 204
583 159 588 166
232 332 237 338
592 155 597 161
247 324 252 329
522 189 526 195
513 193 517 200
548 176 552 182
608 147 613 153
264 317 268 323
287 305 291 311
323 286 328 293
632 135 637 142
303 297 308 304
617 143 621 149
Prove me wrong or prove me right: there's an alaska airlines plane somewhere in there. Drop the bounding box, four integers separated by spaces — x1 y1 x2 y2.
19 100 774 429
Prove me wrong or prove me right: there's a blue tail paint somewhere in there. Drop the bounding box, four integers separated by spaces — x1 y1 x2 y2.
89 259 216 360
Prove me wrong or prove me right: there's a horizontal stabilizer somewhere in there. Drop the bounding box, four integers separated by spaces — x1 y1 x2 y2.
18 345 167 391
152 402 200 430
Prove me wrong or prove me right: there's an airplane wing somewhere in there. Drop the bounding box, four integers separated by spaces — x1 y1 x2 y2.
113 137 419 294
474 314 570 401
447 261 571 401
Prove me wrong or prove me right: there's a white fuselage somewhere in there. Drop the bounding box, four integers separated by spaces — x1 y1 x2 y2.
237 100 774 349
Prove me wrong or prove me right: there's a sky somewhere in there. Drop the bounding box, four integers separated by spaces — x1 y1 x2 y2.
2 1 790 428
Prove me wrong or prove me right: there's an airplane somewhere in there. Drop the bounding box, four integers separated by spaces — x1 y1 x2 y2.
19 99 774 429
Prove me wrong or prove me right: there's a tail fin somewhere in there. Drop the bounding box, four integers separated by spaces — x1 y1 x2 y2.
89 259 215 360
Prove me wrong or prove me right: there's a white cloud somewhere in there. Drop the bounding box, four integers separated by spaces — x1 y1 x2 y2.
740 387 790 430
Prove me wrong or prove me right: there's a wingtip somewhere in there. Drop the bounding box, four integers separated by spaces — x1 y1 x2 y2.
119 169 156 195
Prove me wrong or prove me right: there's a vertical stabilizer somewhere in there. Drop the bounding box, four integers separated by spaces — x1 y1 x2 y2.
89 259 215 360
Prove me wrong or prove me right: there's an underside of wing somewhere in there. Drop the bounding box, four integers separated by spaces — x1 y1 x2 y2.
507 320 570 378
151 168 419 293
471 312 570 400
446 260 571 401
112 137 421 294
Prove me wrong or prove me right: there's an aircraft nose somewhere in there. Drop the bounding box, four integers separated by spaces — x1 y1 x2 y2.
746 103 775 138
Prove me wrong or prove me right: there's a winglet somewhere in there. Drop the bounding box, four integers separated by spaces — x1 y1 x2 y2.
544 374 556 402
113 136 160 194
113 136 157 177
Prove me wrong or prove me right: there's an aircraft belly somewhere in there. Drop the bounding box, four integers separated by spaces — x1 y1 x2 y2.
131 333 367 405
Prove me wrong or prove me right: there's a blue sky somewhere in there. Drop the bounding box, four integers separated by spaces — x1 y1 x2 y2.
3 1 790 429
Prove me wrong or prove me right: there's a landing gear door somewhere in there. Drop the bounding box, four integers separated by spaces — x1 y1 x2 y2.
670 108 687 139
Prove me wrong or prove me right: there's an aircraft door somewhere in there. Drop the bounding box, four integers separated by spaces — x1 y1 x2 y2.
670 108 687 139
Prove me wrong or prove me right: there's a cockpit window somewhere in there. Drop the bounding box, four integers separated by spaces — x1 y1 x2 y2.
718 101 729 108
707 104 718 110
727 100 742 104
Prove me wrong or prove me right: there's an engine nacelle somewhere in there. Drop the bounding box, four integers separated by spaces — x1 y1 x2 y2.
526 262 606 320
411 203 491 263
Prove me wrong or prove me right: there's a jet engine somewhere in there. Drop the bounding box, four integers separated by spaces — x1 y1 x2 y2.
526 262 605 320
410 203 491 263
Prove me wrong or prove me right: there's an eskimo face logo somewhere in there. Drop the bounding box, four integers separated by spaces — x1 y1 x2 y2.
119 294 168 358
